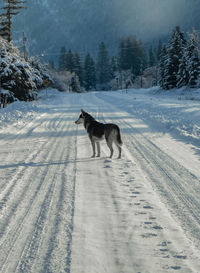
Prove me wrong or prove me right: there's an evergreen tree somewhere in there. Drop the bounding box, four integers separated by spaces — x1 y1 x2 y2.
65 49 74 72
163 26 186 89
96 42 111 86
176 51 188 88
0 0 26 42
135 39 146 75
110 56 118 78
84 53 96 91
158 45 167 88
58 46 66 71
70 73 81 92
126 36 135 70
0 36 52 100
187 30 200 87
118 37 127 70
118 36 146 76
156 40 163 62
149 45 156 67
73 52 83 85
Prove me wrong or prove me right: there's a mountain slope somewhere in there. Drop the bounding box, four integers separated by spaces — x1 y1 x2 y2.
2 0 199 60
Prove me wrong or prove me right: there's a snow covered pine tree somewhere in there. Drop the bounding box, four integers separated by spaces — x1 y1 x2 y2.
163 26 186 89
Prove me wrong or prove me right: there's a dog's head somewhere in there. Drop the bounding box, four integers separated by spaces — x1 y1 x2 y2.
75 109 86 124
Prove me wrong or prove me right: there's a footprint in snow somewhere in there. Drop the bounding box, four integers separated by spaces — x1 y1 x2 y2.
104 165 111 169
171 266 181 270
104 159 111 163
131 191 140 195
141 233 157 238
173 255 187 260
149 216 156 220
160 248 169 252
152 225 163 230
143 205 153 209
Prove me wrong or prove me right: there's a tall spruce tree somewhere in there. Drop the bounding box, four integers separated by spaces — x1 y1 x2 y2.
70 73 81 92
118 36 146 76
158 45 167 88
73 52 83 85
163 26 186 89
176 51 188 88
186 29 200 87
58 46 66 71
84 53 96 91
156 40 163 63
96 42 110 86
110 56 118 78
118 37 127 70
149 45 156 67
65 49 74 72
0 0 26 42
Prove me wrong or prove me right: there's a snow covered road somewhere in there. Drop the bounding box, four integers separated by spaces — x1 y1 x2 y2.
0 89 200 272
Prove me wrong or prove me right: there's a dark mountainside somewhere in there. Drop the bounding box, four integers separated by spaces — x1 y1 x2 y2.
7 0 200 60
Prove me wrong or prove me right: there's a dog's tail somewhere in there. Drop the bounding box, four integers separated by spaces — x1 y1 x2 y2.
116 126 123 146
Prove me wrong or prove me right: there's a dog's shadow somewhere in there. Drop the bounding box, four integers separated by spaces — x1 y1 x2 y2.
0 157 114 170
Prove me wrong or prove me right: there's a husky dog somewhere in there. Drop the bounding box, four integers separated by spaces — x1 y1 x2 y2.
75 109 122 158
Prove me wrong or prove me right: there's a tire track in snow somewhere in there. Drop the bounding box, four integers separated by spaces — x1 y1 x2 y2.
95 94 200 271
0 112 77 272
17 147 70 273
39 127 77 273
0 129 65 272
0 121 45 192
17 124 78 273
0 139 49 209
119 116 200 245
97 93 200 246
0 112 67 206
0 115 57 224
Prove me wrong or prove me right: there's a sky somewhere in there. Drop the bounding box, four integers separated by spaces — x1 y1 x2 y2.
114 0 189 41
0 0 196 56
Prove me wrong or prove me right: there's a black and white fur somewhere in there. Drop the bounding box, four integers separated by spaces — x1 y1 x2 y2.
75 109 122 158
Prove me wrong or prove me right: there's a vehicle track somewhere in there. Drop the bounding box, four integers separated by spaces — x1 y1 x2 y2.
0 109 78 273
98 94 200 248
117 114 200 244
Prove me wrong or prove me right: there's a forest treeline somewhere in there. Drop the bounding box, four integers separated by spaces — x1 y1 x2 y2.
57 37 161 92
0 0 200 103
57 26 200 92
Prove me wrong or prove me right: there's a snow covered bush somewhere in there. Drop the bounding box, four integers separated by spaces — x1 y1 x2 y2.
109 70 134 90
49 70 85 92
0 89 15 108
0 37 52 101
28 56 53 89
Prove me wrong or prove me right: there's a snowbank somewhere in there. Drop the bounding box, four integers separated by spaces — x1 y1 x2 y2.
1 87 200 146
96 87 200 145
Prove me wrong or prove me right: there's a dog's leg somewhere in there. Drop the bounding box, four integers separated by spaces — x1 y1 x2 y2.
117 146 122 159
106 139 114 158
96 142 100 157
114 140 122 159
109 145 114 158
91 140 96 158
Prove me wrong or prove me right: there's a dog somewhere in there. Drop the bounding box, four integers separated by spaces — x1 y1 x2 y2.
75 109 122 158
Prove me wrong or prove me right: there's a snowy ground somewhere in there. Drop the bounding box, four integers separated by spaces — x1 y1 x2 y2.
0 87 200 273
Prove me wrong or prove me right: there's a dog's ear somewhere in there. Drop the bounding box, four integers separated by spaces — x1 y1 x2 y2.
81 109 86 115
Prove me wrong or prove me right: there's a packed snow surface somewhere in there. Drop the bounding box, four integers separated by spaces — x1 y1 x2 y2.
0 87 200 273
